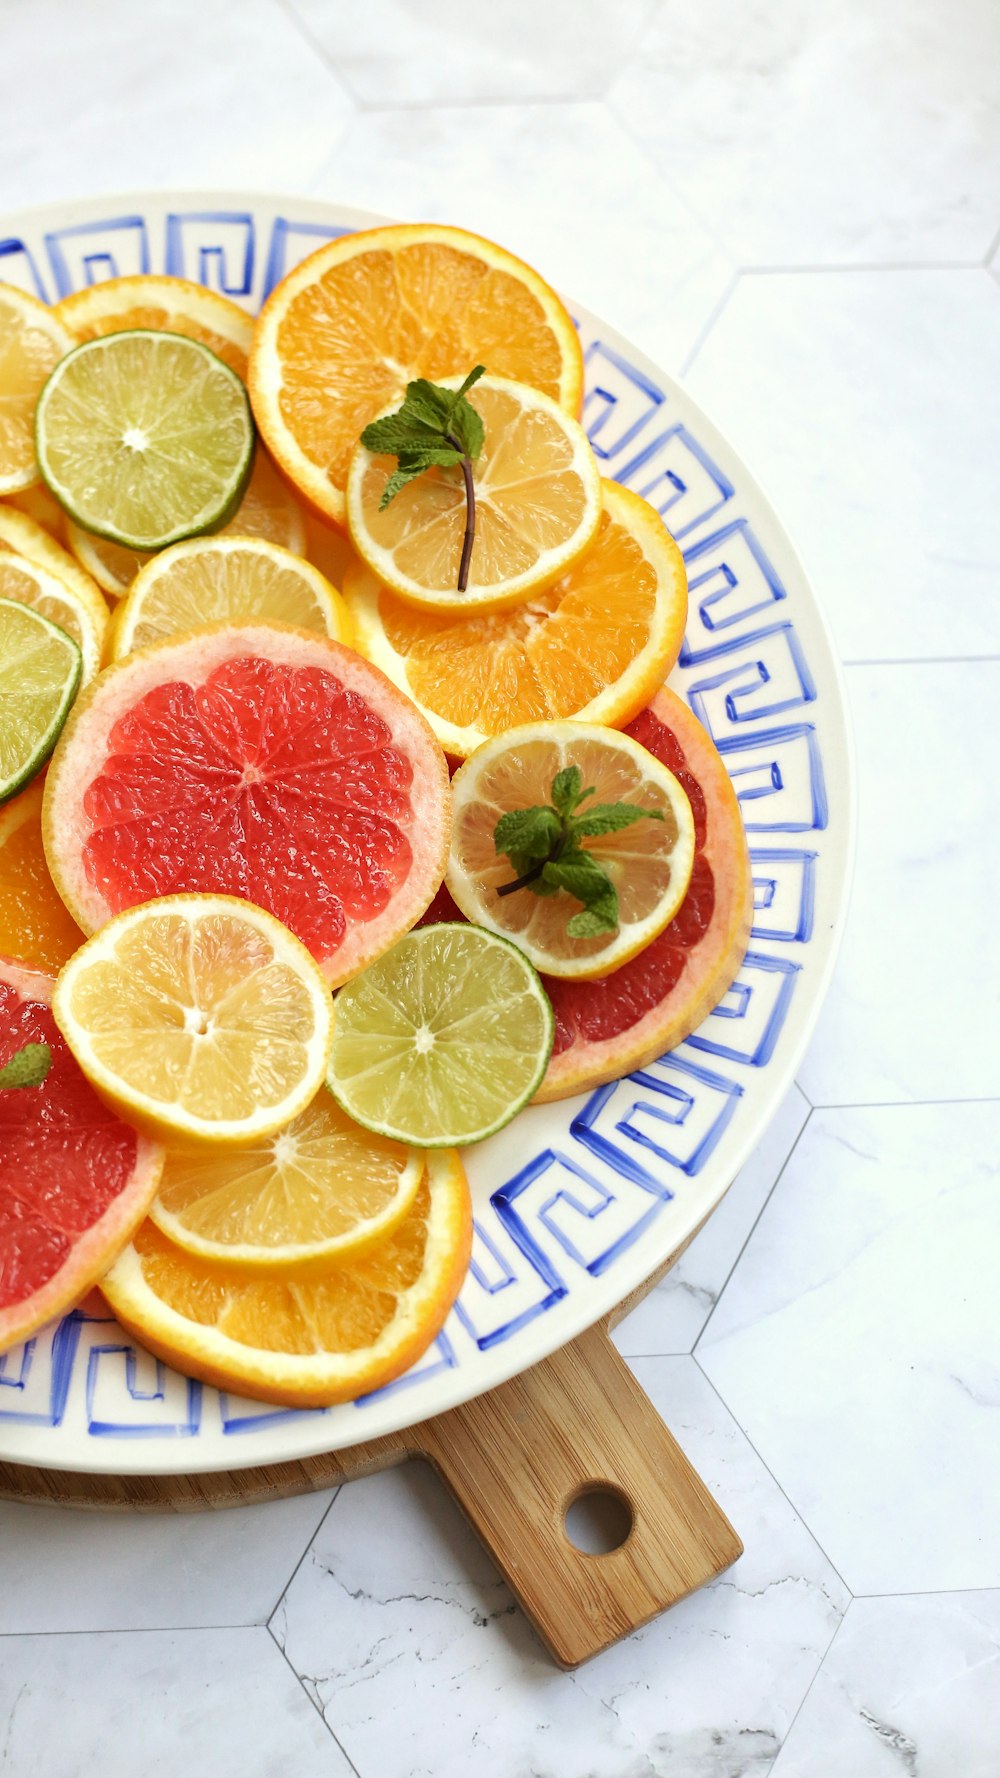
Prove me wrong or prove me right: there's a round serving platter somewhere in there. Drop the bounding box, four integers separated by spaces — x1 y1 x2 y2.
0 193 854 1473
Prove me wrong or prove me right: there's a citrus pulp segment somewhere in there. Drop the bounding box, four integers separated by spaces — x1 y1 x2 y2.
248 221 584 528
149 1088 424 1273
345 375 601 613
52 893 334 1148
35 330 255 550
0 954 164 1356
535 688 754 1101
42 622 451 984
447 721 696 980
110 536 351 660
0 551 105 682
327 922 554 1147
0 597 82 804
101 1148 472 1408
344 480 688 754
0 784 85 972
55 274 254 377
0 501 110 630
3 483 71 541
0 287 75 494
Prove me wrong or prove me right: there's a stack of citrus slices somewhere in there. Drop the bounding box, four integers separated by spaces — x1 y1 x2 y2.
0 223 752 1409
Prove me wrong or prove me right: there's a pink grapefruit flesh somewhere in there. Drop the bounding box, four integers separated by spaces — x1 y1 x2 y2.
42 623 452 986
0 955 163 1355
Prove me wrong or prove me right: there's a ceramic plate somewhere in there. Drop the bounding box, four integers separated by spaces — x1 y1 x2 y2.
0 193 854 1473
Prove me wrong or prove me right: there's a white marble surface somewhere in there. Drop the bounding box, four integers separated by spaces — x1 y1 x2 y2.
2 1 999 1773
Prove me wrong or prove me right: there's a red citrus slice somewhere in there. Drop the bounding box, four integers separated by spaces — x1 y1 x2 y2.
0 955 163 1355
42 623 451 987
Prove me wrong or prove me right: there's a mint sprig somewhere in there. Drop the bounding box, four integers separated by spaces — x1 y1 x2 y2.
494 766 664 938
0 1042 51 1090
360 366 486 591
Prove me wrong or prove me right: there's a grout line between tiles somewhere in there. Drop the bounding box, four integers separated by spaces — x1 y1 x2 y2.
267 1620 364 1777
678 271 742 376
0 1622 260 1638
692 1356 855 1604
692 1107 814 1354
982 223 1000 266
268 0 360 109
808 1096 1000 1112
853 1584 1000 1601
740 260 983 276
845 654 1000 667
357 91 602 113
265 1486 342 1627
768 1605 854 1773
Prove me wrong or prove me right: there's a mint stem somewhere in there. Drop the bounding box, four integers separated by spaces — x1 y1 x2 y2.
497 831 567 897
445 432 476 592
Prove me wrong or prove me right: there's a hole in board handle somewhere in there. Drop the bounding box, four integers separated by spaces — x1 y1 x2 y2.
563 1484 634 1556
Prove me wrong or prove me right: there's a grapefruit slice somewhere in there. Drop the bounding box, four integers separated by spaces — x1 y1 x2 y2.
536 688 753 1101
0 954 163 1356
42 622 450 985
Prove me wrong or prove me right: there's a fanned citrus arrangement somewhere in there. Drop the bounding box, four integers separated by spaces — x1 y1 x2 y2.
0 223 751 1408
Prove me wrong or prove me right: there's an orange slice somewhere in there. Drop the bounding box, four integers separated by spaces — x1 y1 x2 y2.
0 287 74 494
101 1149 472 1407
345 375 601 614
448 720 696 980
67 442 306 599
0 782 85 972
248 222 584 529
345 480 687 754
3 483 70 541
56 274 253 377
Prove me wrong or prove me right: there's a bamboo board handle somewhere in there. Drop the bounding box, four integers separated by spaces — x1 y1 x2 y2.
411 1321 743 1668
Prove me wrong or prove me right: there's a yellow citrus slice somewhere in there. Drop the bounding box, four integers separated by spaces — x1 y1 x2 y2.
0 287 75 494
0 500 109 624
3 483 70 541
56 274 254 377
66 445 306 598
109 535 352 660
448 721 696 980
52 893 334 1148
0 550 106 682
0 781 85 971
346 375 601 614
248 221 584 529
148 1088 423 1274
345 480 687 755
101 1149 472 1408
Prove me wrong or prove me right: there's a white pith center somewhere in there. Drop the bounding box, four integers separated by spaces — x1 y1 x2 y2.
414 1025 435 1055
122 426 149 452
184 1007 212 1037
273 1132 298 1167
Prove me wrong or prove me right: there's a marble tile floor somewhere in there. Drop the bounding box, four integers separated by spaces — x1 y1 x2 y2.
2 0 999 1772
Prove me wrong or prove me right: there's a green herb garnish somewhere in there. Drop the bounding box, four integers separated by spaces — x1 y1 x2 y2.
360 365 487 592
494 767 664 938
0 1042 52 1090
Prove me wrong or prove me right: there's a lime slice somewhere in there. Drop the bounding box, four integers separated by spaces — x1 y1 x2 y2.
0 596 82 802
35 330 255 551
327 922 554 1147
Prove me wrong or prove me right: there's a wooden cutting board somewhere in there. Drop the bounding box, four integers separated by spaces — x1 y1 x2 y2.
0 1238 742 1669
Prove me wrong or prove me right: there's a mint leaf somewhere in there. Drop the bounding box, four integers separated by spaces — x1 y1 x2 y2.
0 1042 52 1090
494 806 561 862
359 367 487 589
551 766 583 819
567 896 620 938
572 802 665 838
541 854 612 901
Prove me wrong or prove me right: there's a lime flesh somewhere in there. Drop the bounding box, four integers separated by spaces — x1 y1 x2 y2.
327 923 554 1146
35 329 255 551
0 596 82 802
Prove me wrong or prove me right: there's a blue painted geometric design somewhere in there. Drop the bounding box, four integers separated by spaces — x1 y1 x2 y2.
356 1326 461 1407
218 1394 327 1434
578 1054 743 1179
618 423 734 540
686 951 800 1067
581 339 665 461
262 217 354 300
0 236 49 299
717 724 828 832
453 1209 566 1351
0 1313 84 1427
750 848 817 942
685 623 817 740
45 215 150 296
680 520 789 658
86 1339 201 1438
501 1145 672 1279
165 211 255 296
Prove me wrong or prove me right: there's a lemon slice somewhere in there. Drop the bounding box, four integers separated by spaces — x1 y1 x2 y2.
148 1088 424 1273
0 551 105 682
52 893 333 1147
101 1149 472 1408
327 922 554 1147
35 330 255 551
110 535 351 660
0 597 82 803
345 375 602 615
0 287 75 495
447 721 697 980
